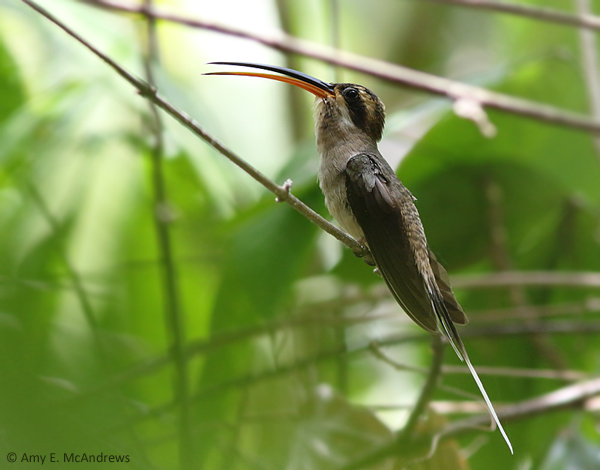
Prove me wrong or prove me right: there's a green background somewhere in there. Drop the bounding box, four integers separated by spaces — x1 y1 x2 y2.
1 0 600 469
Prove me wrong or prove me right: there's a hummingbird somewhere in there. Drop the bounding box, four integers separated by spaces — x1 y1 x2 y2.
206 62 512 453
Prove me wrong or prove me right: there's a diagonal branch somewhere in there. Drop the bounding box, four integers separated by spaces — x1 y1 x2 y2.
77 0 600 134
21 0 368 259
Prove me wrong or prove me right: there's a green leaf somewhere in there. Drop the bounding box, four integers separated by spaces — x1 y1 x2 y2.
0 36 25 124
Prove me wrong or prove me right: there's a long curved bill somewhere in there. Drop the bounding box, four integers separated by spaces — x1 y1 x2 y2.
205 61 335 99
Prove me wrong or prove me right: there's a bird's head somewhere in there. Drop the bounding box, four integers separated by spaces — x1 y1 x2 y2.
205 62 385 145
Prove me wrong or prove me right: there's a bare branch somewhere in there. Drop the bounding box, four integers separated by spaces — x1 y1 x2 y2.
338 377 600 470
452 271 600 289
376 320 600 348
77 0 600 134
418 0 600 31
371 339 588 381
91 316 598 401
455 320 600 338
443 376 600 436
21 0 368 259
443 364 588 381
475 298 600 322
100 318 600 438
73 311 593 405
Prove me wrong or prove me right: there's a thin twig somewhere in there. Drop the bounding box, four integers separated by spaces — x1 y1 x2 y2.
475 298 600 322
140 1 192 467
417 0 600 31
442 365 587 381
77 0 600 134
442 376 600 436
21 0 368 259
452 270 600 288
337 376 600 470
439 320 600 338
101 318 600 403
81 316 596 404
376 320 600 349
369 341 427 374
371 342 587 380
103 317 600 435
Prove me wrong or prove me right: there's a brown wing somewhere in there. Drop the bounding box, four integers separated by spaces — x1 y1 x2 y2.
345 153 438 333
345 154 512 451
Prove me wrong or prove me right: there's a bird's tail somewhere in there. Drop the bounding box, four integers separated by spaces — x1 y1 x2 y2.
428 280 513 453
462 342 513 454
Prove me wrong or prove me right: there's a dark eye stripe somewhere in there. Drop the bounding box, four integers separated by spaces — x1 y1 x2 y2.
342 87 368 133
335 83 385 142
348 100 367 131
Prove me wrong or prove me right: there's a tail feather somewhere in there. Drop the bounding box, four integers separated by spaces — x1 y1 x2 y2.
427 278 513 453
425 280 464 361
463 345 513 454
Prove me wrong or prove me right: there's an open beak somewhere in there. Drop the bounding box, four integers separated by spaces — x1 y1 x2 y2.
204 61 335 99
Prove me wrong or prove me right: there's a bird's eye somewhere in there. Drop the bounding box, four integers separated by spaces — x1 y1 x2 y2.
343 88 360 101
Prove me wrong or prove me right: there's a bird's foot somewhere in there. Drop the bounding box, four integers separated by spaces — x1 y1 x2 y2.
354 237 376 266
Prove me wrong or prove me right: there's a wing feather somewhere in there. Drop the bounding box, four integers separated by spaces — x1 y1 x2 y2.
345 153 512 453
345 154 437 333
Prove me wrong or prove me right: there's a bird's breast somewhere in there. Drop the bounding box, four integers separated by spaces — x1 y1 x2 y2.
315 104 380 242
317 149 366 241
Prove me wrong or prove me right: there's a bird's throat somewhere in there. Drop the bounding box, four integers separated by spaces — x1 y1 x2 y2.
316 135 378 242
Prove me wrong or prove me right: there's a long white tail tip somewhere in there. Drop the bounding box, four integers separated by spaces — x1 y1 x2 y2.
465 356 513 454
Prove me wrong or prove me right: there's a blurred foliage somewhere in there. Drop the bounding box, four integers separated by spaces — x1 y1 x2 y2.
1 0 600 469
